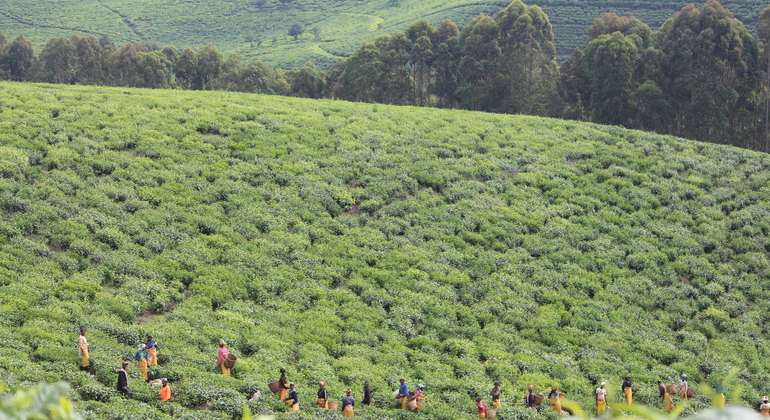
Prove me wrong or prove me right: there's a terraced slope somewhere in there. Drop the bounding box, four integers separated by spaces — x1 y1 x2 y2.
1 82 770 419
1 0 765 67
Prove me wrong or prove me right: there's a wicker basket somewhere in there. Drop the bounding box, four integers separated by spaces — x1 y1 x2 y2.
666 385 676 394
485 409 497 419
327 401 338 410
534 393 545 405
687 388 695 398
223 353 237 369
268 380 281 393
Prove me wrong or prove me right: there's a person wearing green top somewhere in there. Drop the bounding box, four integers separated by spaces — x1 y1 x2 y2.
714 381 726 408
134 344 149 381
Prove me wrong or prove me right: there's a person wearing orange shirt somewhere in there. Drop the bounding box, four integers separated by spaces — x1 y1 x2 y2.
159 378 172 402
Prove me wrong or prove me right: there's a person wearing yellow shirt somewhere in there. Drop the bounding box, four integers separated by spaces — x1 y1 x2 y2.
78 328 90 369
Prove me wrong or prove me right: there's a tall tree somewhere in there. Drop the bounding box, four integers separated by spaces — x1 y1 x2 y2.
494 0 557 115
175 47 199 89
39 37 76 84
72 34 104 85
558 47 591 121
106 43 141 86
583 32 639 126
405 20 436 106
197 44 222 90
457 14 501 111
4 35 37 82
655 0 760 146
137 51 173 88
332 43 391 103
430 20 461 109
287 62 325 99
758 4 770 151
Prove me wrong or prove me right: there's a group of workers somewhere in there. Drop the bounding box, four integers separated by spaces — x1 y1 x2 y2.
475 374 729 418
78 328 170 402
275 371 424 417
79 331 747 417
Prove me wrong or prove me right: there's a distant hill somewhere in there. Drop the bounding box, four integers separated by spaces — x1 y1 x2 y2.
0 0 765 68
2 81 770 419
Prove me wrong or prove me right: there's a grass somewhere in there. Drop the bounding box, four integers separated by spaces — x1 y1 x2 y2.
1 81 770 419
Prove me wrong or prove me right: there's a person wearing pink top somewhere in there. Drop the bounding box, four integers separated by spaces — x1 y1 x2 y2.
218 340 230 376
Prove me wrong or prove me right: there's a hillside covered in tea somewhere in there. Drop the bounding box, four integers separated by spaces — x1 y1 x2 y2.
1 82 770 419
1 0 767 67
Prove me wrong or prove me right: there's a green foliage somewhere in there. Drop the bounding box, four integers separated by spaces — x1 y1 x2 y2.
0 81 769 419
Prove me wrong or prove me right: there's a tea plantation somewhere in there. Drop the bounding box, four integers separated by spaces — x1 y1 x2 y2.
2 0 767 67
1 81 770 420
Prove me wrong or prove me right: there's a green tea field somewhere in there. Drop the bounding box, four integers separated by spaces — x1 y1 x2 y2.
0 0 766 67
1 81 770 419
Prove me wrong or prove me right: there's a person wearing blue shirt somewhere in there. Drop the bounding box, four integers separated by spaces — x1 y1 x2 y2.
342 389 355 417
397 378 409 410
144 334 159 366
284 383 299 411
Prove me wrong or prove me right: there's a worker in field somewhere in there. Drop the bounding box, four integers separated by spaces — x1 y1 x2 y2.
525 385 536 409
284 383 299 411
317 381 328 409
415 384 425 411
217 340 230 377
490 382 501 407
78 328 90 369
342 389 355 417
659 380 674 412
476 397 487 418
158 378 172 402
117 361 129 398
362 381 373 406
622 375 633 404
145 334 159 366
135 344 149 381
713 379 725 408
548 386 563 414
279 368 289 401
596 382 607 414
760 396 770 417
678 374 689 400
396 378 409 409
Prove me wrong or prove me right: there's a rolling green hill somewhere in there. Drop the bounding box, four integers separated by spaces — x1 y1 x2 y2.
0 0 766 68
2 81 770 420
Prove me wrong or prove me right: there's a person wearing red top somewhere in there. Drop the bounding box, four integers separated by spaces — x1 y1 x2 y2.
476 397 487 419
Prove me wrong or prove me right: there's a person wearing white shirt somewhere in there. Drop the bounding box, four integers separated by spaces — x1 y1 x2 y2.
596 382 607 414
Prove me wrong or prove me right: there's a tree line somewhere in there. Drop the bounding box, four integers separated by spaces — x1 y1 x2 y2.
1 0 769 151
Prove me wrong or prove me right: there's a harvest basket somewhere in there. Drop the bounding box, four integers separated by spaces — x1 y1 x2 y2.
666 385 676 394
405 398 417 411
223 353 237 369
687 388 695 398
327 401 338 410
534 393 545 405
268 381 282 393
485 408 497 419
